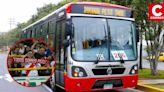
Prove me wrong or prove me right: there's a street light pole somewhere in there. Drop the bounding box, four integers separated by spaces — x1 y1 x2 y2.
9 18 15 30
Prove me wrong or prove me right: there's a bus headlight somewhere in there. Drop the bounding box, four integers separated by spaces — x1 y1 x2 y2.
72 66 87 77
79 72 84 77
74 67 80 73
129 64 138 75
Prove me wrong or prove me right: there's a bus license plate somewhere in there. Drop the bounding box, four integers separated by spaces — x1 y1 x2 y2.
103 84 113 89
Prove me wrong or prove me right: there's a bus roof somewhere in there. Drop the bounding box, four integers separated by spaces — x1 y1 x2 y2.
68 2 130 10
22 2 131 31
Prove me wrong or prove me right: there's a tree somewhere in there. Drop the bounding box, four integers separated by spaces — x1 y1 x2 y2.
3 1 66 47
132 0 164 75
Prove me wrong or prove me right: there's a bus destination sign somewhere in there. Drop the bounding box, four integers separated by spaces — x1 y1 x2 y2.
71 4 132 17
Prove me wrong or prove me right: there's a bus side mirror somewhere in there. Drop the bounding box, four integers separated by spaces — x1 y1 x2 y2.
66 21 72 36
63 39 69 47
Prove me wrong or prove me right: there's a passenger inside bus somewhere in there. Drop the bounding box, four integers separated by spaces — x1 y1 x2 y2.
34 47 46 59
82 39 103 49
22 51 41 76
9 39 54 77
23 46 31 55
18 43 25 55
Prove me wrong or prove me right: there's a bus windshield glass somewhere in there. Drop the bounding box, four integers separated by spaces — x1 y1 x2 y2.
71 17 137 62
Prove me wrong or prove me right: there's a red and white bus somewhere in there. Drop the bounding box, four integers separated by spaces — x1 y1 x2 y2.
22 2 139 92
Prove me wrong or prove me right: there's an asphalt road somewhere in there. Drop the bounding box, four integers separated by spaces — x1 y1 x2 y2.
142 59 164 70
0 53 143 92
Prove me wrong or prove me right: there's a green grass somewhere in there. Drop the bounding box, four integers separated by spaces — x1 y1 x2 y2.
139 68 164 79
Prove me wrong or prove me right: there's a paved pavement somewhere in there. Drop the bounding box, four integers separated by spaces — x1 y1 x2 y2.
0 53 143 92
95 88 143 92
117 88 143 92
0 54 51 92
140 79 164 84
142 59 164 70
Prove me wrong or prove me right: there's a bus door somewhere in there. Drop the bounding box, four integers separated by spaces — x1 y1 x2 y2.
55 19 66 87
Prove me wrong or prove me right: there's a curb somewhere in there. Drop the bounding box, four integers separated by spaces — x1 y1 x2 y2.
137 83 164 92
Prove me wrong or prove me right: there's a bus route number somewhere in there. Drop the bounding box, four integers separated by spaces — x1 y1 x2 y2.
111 51 128 60
96 54 105 60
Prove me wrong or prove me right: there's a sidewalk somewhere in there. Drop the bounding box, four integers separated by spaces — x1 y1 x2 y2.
137 79 164 92
139 79 164 84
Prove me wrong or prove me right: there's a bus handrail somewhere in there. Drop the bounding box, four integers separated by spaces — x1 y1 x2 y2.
9 67 55 71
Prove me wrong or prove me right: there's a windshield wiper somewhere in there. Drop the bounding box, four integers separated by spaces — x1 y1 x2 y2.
95 25 108 64
95 40 106 64
118 53 125 64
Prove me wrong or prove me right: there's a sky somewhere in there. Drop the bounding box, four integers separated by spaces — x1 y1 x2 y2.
0 0 62 32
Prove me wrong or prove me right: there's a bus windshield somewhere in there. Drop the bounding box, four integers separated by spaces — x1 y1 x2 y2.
71 17 137 62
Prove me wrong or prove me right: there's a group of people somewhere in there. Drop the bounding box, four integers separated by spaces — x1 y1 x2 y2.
8 39 55 77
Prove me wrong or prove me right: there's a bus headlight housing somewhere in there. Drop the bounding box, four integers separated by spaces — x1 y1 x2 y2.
129 64 138 75
72 66 87 77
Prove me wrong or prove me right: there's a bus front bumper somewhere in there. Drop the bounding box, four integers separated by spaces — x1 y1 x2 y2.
64 75 138 92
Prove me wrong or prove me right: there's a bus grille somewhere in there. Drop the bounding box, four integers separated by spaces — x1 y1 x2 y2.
92 79 122 89
92 68 125 75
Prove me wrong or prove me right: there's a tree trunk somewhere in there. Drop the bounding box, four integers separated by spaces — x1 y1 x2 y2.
150 59 158 75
